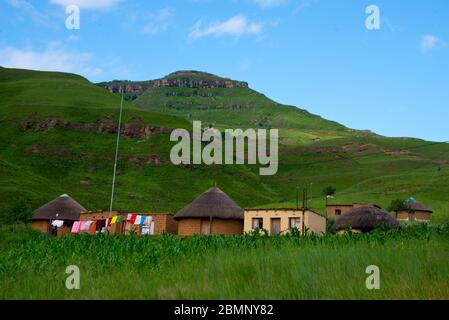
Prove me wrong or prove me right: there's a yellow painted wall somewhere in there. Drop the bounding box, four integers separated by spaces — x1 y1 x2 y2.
304 211 326 234
244 209 326 235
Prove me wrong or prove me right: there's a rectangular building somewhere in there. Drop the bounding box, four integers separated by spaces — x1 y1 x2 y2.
244 209 326 235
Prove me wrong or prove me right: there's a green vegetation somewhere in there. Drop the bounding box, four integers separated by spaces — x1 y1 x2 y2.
388 199 410 212
0 67 448 226
322 186 336 197
1 224 448 299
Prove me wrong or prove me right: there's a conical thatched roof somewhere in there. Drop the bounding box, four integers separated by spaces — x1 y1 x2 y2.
30 194 86 221
174 187 244 220
408 202 432 213
332 206 400 232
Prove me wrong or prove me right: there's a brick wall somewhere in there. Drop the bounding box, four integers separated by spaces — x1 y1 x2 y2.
211 218 243 235
178 219 201 236
31 220 50 233
326 205 354 217
177 218 243 236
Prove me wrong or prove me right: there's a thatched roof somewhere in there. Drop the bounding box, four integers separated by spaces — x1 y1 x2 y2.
30 194 86 221
174 187 244 220
408 202 432 213
332 206 400 232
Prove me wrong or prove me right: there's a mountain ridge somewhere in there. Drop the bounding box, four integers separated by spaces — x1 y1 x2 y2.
1 67 448 225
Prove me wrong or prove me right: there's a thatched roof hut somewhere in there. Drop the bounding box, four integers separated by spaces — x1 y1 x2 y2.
31 194 86 221
407 202 432 213
175 187 244 220
174 187 244 236
332 205 400 233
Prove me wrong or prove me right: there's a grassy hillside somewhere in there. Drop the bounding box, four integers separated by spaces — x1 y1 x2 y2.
0 67 448 224
130 71 449 223
0 68 277 224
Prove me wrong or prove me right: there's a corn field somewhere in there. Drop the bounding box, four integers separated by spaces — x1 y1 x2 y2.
0 223 448 299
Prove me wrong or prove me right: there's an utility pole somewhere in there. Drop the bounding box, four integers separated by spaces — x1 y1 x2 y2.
309 182 313 207
296 187 299 210
109 89 125 220
302 187 306 235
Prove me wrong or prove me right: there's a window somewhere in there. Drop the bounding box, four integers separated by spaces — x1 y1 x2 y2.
289 217 301 229
335 209 342 216
252 218 263 229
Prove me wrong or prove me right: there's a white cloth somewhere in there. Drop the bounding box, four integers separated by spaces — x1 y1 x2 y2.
144 216 152 226
51 220 64 228
150 221 155 235
134 215 142 225
81 221 92 231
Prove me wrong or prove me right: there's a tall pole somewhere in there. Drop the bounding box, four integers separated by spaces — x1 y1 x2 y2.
296 187 299 210
302 188 306 235
109 89 125 219
309 182 313 207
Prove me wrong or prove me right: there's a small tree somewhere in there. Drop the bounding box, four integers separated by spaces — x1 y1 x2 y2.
322 186 336 197
387 199 409 212
8 203 30 231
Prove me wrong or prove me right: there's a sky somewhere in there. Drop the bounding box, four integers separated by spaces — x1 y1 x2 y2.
0 0 448 142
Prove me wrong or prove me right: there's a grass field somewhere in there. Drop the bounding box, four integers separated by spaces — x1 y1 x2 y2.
1 223 448 299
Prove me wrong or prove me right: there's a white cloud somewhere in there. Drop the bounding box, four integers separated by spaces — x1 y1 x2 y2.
143 8 173 35
7 0 49 25
0 44 102 77
253 0 286 7
50 0 123 10
293 0 310 14
420 35 445 53
189 15 262 40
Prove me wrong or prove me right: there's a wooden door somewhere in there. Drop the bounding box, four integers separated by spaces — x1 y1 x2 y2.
270 218 281 235
201 218 211 235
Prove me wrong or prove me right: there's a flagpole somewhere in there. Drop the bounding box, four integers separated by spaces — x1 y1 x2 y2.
109 88 125 221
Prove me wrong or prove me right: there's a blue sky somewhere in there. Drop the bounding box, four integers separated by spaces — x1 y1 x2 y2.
1 0 448 142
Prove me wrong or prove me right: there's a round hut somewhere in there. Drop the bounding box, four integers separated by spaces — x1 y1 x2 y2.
30 194 86 235
332 205 400 234
174 187 244 236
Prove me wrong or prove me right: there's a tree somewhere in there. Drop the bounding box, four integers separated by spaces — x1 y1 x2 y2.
387 199 409 212
322 186 336 197
8 203 29 226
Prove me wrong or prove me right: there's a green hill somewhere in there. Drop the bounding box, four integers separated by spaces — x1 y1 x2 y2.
0 67 448 224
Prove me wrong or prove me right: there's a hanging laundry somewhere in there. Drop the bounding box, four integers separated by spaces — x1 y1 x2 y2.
140 216 147 227
116 215 123 223
79 221 87 231
96 220 105 231
51 220 64 228
134 215 142 225
144 216 152 226
89 221 97 233
126 214 132 221
129 214 137 224
81 221 92 231
149 221 155 235
111 216 118 224
71 221 81 233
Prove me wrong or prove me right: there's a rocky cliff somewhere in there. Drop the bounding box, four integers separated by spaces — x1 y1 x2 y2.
98 71 249 97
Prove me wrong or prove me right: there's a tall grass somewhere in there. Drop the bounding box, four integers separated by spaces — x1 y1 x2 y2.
0 223 448 299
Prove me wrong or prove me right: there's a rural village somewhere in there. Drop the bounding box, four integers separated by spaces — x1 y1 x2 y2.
30 187 433 238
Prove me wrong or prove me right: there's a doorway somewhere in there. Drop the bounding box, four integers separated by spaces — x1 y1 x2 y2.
270 218 281 235
200 218 211 235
